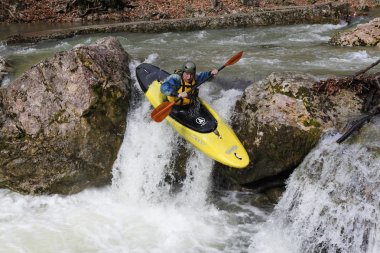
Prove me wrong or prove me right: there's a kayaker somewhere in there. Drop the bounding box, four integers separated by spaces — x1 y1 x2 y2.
160 61 218 109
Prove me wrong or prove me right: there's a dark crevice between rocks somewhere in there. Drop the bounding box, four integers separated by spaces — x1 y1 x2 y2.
211 166 293 207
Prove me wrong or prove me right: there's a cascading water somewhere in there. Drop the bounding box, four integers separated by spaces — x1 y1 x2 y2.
112 57 217 207
0 56 267 253
249 119 380 253
1 16 380 252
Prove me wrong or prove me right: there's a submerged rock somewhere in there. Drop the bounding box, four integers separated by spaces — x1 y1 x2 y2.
215 71 362 186
0 37 131 194
330 17 380 47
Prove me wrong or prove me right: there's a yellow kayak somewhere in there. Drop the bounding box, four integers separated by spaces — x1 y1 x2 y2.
136 63 249 169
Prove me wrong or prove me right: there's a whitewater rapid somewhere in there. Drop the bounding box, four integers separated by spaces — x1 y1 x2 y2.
0 58 269 253
249 120 380 253
1 19 380 253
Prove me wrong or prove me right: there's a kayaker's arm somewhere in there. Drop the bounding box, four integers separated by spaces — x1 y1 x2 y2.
160 74 181 97
210 69 219 76
178 69 218 99
196 69 218 84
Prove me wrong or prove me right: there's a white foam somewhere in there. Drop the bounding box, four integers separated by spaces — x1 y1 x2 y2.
14 47 37 55
288 33 330 42
250 133 380 253
213 34 253 45
195 30 210 39
0 61 262 253
202 87 243 122
144 53 160 64
1 76 11 87
0 42 6 53
54 41 72 49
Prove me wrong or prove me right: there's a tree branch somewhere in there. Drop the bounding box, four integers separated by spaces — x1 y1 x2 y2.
354 58 380 78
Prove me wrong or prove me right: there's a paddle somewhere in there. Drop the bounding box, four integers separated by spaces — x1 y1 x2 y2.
151 51 244 122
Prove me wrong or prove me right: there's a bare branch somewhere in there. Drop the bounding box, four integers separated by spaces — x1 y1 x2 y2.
354 58 380 78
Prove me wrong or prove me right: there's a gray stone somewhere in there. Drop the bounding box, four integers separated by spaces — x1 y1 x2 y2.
330 17 380 47
215 71 362 185
0 37 131 195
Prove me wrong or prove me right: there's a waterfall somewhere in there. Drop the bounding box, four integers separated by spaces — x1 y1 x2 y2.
250 123 380 253
2 19 380 253
0 58 250 253
111 57 216 206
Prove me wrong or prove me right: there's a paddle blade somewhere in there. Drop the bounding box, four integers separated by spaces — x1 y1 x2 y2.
225 51 243 66
151 101 176 122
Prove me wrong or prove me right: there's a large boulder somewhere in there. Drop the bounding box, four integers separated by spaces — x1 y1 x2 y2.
0 37 131 194
329 17 380 47
215 72 363 186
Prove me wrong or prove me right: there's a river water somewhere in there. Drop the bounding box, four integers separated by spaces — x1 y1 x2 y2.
0 13 379 253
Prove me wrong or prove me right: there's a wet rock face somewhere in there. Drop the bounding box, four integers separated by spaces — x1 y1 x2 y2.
0 37 131 195
330 17 380 47
216 72 362 186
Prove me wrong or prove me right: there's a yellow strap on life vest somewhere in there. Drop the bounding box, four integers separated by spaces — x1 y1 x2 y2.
167 79 196 106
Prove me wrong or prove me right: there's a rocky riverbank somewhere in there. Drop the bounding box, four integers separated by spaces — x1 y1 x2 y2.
330 17 380 47
2 2 350 45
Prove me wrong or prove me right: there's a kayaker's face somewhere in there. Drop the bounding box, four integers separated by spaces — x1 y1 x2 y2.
183 72 195 82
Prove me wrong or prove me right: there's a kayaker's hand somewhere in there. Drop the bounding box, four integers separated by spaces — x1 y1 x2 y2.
178 92 188 98
211 69 218 76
